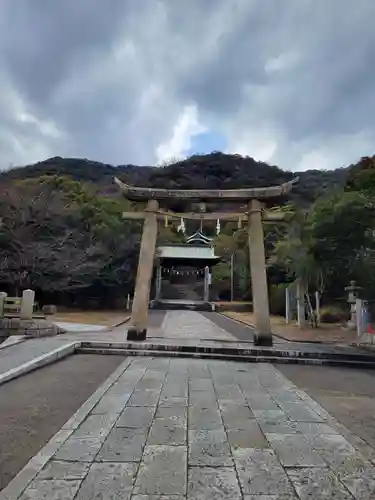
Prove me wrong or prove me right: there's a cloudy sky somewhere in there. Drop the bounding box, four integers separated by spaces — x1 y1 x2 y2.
1 1 374 171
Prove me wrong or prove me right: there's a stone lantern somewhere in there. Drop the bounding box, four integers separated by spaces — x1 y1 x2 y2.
345 280 361 330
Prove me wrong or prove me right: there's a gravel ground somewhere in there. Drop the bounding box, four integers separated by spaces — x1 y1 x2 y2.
0 354 126 490
278 364 375 448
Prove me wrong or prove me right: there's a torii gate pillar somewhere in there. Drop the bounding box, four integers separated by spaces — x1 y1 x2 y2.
127 199 159 341
248 199 272 346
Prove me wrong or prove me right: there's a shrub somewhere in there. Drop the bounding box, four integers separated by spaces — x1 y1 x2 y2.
320 306 348 323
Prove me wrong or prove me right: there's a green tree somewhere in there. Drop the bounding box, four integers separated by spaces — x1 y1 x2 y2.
0 176 140 306
345 155 375 194
308 191 375 299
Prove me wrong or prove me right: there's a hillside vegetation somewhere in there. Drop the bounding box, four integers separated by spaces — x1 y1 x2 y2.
0 152 372 310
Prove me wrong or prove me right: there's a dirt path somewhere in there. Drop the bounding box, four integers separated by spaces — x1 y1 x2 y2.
0 354 125 490
223 311 356 343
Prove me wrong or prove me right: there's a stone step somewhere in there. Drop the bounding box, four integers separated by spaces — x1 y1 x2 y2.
150 300 215 311
77 346 375 368
79 340 375 363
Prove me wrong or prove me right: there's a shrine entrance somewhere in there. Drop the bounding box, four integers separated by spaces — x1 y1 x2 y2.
116 177 298 346
152 230 221 310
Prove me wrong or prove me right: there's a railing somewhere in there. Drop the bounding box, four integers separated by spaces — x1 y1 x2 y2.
3 297 22 315
0 290 35 320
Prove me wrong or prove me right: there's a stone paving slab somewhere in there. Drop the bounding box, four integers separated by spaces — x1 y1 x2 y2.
97 426 148 462
75 462 137 500
227 421 269 449
133 446 187 496
287 467 354 500
233 448 295 497
148 415 186 446
18 479 81 500
3 356 375 499
53 437 103 462
265 433 327 467
188 466 242 500
188 429 232 466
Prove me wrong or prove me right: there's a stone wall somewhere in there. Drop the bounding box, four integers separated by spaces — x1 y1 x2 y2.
0 318 66 340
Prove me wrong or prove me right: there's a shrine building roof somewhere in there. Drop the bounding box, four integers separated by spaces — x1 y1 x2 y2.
157 244 220 264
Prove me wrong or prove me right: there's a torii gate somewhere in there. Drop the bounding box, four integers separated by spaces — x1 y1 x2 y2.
115 177 298 346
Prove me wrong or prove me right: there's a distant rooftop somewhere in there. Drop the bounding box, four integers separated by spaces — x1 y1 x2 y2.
186 230 212 246
157 242 221 267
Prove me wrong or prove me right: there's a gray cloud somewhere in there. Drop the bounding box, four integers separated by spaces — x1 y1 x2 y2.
0 0 374 170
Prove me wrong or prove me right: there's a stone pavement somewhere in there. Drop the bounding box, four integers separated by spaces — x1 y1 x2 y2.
157 311 236 342
4 356 375 500
53 311 236 344
2 311 375 385
1 311 235 383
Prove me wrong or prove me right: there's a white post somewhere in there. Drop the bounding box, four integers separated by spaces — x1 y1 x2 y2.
0 292 7 318
204 266 210 302
20 289 35 320
315 291 320 325
126 294 131 310
285 287 291 324
230 253 234 302
356 298 363 338
296 280 306 327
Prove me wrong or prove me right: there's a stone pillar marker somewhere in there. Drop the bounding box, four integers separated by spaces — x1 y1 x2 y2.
20 289 35 320
248 199 272 346
0 292 7 318
127 199 159 341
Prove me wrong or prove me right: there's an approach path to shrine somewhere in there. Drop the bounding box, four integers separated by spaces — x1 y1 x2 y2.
2 355 375 499
1 311 375 499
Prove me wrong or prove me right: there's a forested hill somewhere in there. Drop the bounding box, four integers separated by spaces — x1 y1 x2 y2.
0 151 373 308
0 152 348 205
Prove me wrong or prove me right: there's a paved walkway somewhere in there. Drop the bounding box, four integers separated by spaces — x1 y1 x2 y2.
2 356 374 499
0 311 372 382
0 311 249 380
158 311 236 342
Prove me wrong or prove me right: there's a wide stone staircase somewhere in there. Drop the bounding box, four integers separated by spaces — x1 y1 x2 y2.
161 282 203 301
151 281 214 311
